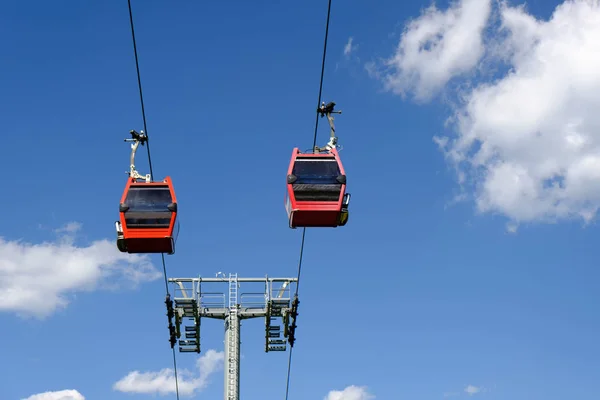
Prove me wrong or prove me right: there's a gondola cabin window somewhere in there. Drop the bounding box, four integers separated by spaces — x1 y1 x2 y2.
291 157 342 202
123 185 173 229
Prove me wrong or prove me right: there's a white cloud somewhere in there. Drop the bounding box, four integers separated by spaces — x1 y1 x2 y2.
324 385 375 400
0 222 161 318
113 349 224 396
465 385 483 395
22 389 85 400
344 37 358 58
378 0 492 101
378 0 600 227
434 0 600 225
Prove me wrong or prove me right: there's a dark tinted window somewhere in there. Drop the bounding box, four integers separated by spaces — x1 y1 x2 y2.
292 159 341 184
125 212 172 228
125 186 172 212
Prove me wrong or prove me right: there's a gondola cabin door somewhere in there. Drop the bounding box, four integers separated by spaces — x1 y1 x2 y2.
117 177 178 254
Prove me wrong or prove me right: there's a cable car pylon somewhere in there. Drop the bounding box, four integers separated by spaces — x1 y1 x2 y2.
167 274 300 400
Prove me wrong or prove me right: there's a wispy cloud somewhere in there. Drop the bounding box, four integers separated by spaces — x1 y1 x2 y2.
21 389 85 400
465 385 483 396
53 221 82 235
337 36 361 72
0 222 161 318
344 36 358 58
113 349 224 396
506 221 519 234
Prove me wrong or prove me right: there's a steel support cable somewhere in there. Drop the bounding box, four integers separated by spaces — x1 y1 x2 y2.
284 1 333 399
127 1 180 399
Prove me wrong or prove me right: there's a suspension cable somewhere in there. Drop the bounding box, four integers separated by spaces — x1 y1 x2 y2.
127 1 180 399
284 1 333 398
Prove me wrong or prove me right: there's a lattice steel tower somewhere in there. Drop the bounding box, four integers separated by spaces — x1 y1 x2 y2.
164 273 300 400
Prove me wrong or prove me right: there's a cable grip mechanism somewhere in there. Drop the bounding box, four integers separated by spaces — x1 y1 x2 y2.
124 129 151 182
314 101 342 153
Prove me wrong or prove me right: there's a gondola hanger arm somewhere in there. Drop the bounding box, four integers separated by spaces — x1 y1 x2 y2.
314 101 342 153
125 129 151 183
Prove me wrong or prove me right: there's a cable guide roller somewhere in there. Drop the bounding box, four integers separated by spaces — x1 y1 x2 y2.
285 102 350 228
115 130 178 254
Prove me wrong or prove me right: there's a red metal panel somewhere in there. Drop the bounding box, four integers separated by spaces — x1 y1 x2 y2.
119 176 177 254
285 148 347 228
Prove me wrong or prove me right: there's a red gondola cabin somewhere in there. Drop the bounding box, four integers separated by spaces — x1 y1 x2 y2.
285 147 350 228
116 177 178 254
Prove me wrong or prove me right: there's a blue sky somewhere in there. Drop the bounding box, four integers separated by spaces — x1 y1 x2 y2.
1 0 600 399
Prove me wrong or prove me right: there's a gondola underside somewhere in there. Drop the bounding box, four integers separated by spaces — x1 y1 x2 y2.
120 235 175 254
